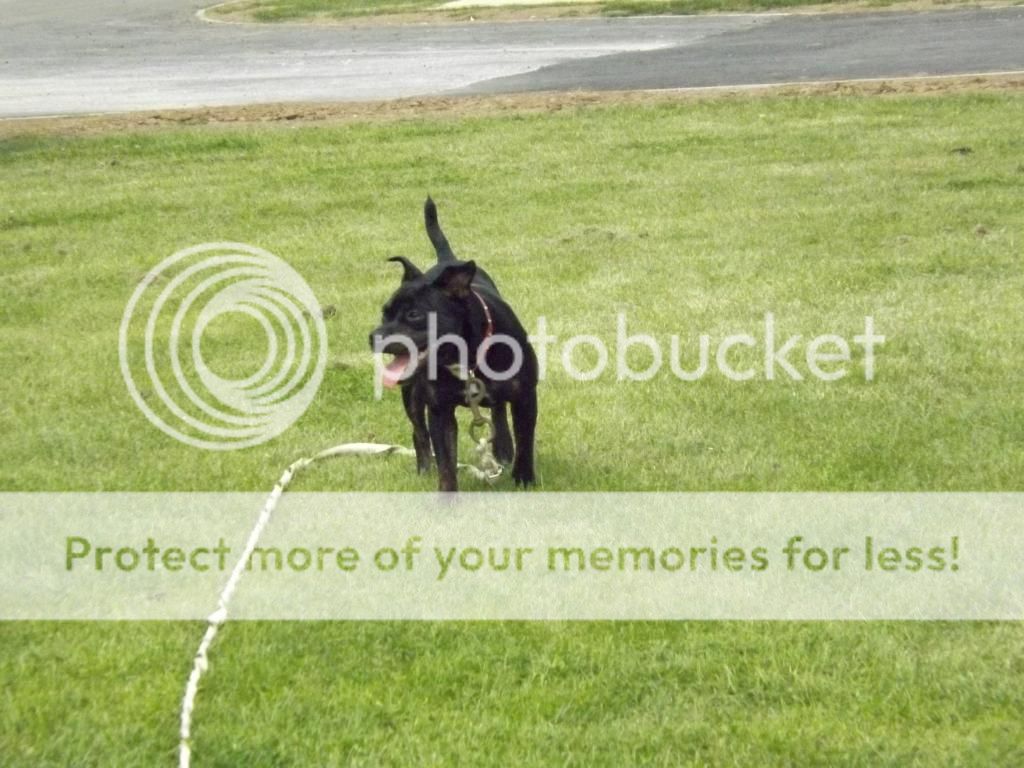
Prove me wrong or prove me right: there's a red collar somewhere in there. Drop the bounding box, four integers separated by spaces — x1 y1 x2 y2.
470 289 494 341
469 290 495 377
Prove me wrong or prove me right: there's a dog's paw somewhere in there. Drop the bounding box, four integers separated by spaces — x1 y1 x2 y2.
494 441 514 467
512 465 535 488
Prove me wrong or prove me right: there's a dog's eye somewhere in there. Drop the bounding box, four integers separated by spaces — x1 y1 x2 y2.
405 309 425 323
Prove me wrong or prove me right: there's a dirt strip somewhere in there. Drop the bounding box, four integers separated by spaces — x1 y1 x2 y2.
205 0 1019 26
2 74 1022 139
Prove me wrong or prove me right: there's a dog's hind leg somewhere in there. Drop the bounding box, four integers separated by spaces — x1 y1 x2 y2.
402 385 432 475
491 401 514 466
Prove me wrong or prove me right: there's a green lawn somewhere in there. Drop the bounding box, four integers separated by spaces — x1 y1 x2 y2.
2 92 1023 764
3 621 1023 766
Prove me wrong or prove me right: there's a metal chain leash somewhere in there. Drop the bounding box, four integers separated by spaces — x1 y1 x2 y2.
464 374 503 482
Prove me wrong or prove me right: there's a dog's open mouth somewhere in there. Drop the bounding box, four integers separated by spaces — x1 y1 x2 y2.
381 350 421 389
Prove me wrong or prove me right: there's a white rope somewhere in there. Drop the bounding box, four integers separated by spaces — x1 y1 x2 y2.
177 440 499 767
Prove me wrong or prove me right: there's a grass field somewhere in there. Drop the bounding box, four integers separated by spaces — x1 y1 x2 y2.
208 0 1007 23
2 91 1023 764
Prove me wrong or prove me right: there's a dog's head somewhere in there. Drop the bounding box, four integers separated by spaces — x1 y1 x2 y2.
369 256 477 388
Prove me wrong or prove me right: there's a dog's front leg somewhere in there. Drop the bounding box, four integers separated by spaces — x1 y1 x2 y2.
491 401 514 466
511 389 537 487
428 404 459 492
402 384 431 474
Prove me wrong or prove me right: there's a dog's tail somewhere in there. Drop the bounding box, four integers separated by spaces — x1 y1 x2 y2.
424 196 455 263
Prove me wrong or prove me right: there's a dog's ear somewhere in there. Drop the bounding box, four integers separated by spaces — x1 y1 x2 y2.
434 260 476 298
387 256 423 283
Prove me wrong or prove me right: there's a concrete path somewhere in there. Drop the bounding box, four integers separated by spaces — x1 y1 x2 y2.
0 1 1021 117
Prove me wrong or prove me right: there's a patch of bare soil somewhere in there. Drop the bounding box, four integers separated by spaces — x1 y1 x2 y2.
206 2 607 26
205 0 1019 26
2 74 1022 139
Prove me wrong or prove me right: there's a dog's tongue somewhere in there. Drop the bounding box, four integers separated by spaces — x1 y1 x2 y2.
381 353 411 389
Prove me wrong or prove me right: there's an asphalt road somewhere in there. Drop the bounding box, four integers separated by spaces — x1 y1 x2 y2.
0 1 1021 117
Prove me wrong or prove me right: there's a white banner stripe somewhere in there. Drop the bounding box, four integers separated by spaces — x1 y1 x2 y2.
1 493 1021 620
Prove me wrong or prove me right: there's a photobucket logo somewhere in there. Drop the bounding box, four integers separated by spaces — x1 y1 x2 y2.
119 243 328 450
535 313 885 383
373 312 883 396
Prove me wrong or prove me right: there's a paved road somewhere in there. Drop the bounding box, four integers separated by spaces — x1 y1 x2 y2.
0 1 1021 117
468 8 1024 93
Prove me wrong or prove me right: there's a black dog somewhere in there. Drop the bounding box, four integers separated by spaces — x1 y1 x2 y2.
370 198 537 492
